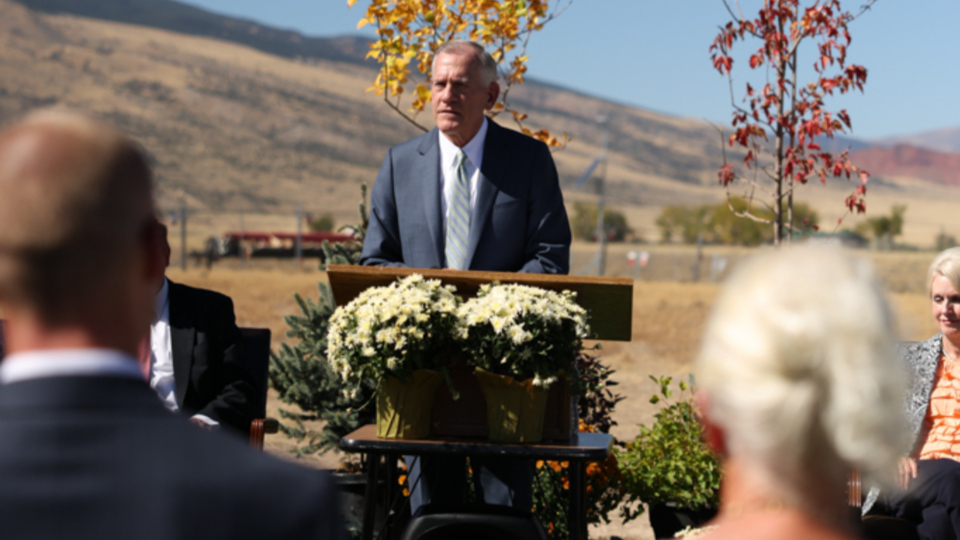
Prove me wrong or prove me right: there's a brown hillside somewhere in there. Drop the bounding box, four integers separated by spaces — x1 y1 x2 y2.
2 0 960 247
852 144 960 187
0 0 726 217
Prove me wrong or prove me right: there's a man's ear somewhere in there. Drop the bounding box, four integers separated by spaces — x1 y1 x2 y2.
141 217 167 286
485 82 500 110
697 391 727 457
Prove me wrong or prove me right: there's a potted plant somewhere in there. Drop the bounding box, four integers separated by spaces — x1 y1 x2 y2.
326 273 461 438
456 283 588 443
617 375 721 539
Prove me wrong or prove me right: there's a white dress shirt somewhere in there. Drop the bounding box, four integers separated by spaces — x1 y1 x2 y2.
0 349 142 384
438 117 488 235
150 278 217 427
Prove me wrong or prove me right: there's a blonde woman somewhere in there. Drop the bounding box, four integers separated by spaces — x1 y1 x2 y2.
694 247 909 540
864 247 960 540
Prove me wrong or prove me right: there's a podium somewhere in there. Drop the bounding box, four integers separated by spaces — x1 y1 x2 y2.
326 265 633 441
326 265 633 341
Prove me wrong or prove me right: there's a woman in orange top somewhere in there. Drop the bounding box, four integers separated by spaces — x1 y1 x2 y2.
864 247 960 540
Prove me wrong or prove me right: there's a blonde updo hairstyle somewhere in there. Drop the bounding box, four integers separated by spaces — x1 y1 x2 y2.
697 246 909 506
927 247 960 297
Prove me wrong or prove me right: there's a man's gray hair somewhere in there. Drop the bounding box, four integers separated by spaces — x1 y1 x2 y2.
697 246 910 505
433 40 499 86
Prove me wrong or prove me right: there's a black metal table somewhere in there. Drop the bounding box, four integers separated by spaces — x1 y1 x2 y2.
340 425 613 540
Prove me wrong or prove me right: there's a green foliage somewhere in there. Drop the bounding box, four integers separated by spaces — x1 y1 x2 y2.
270 184 374 460
936 229 958 251
308 213 335 232
655 198 819 246
577 350 626 434
617 376 721 521
319 184 368 270
856 204 906 250
655 205 711 244
571 202 635 242
532 351 625 539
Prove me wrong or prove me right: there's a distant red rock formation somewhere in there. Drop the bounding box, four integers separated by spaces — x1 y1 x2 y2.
851 144 960 186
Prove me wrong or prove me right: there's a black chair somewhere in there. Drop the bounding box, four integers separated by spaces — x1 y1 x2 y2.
239 327 279 449
849 469 921 540
400 504 549 540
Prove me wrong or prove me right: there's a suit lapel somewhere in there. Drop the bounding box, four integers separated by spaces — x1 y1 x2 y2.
166 281 195 408
417 130 444 268
467 121 506 269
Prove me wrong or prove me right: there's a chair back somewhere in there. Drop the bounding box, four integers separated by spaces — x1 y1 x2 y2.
239 327 271 419
401 504 548 540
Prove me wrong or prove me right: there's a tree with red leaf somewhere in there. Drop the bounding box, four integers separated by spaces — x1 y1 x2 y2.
710 0 876 245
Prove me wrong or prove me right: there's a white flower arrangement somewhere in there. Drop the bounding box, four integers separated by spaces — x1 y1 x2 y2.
456 283 590 388
326 274 460 398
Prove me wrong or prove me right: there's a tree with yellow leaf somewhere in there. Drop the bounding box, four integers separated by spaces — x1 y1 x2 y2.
348 0 570 147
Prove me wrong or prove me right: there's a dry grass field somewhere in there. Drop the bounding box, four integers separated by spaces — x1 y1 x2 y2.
164 244 940 540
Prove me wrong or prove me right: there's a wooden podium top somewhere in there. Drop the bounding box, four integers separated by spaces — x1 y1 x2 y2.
325 265 633 341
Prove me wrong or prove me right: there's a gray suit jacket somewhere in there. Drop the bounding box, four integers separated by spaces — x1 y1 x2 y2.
864 334 942 513
360 121 571 274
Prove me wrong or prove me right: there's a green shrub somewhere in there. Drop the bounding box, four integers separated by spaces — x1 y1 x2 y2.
572 202 634 242
270 185 373 462
617 375 721 522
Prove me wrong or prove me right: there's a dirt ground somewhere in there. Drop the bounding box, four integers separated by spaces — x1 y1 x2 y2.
164 245 940 540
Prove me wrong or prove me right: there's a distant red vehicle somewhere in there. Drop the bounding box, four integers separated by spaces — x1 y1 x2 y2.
197 230 357 263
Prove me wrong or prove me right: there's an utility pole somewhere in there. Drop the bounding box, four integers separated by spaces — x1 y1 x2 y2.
295 203 303 270
574 115 610 276
595 123 609 276
179 201 187 271
239 211 245 268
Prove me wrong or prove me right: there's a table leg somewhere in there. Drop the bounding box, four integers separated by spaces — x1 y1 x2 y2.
569 461 587 540
382 453 400 539
362 451 382 540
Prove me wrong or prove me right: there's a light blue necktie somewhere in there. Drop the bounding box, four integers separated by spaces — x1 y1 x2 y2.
445 150 470 270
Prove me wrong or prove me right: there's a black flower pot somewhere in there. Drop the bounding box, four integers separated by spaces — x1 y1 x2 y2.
649 502 717 539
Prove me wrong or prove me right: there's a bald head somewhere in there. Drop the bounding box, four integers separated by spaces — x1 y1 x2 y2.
0 110 160 339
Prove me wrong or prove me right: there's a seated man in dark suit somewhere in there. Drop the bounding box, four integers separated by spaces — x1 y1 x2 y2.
0 110 345 539
142 224 257 435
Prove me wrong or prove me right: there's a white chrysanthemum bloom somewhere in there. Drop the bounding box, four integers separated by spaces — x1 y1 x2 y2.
507 325 526 345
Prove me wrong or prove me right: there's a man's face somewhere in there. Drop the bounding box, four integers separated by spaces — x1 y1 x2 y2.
431 50 499 147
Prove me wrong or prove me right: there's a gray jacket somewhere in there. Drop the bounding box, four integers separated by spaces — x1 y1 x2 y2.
863 334 942 513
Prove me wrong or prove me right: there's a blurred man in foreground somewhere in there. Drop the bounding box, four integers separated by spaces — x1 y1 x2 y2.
0 110 344 539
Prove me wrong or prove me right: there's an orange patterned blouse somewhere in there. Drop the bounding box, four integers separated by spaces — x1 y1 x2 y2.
919 353 960 461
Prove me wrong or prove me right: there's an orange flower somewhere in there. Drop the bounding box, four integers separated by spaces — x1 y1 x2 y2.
536 460 545 468
560 461 569 469
549 461 563 473
562 477 570 490
398 474 407 486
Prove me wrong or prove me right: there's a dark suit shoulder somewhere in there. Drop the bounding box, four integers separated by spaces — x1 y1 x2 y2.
168 280 233 307
487 119 550 151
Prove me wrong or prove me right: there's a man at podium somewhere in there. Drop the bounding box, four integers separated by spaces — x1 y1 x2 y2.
360 40 572 516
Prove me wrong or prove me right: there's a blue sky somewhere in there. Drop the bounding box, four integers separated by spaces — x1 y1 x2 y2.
178 0 959 140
